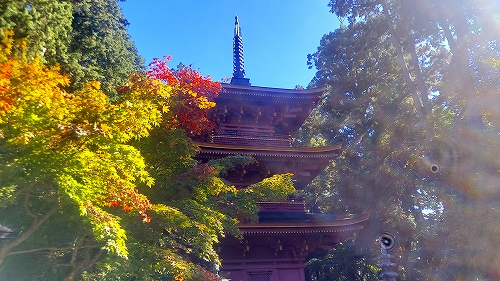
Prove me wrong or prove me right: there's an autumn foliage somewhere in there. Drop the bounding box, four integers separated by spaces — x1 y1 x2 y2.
1 28 294 280
118 56 221 136
0 31 221 260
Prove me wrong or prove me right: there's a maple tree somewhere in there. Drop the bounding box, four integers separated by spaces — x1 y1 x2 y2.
0 29 157 262
121 57 221 135
0 30 293 280
0 30 212 278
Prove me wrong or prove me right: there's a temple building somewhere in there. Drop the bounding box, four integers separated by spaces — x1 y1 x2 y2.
194 16 369 281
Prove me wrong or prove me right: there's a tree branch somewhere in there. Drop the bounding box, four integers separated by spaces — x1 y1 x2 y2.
0 183 34 209
6 244 99 257
439 20 458 54
0 200 59 265
24 189 37 219
62 246 104 281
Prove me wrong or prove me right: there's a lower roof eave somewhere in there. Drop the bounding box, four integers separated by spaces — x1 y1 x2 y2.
239 213 370 235
194 142 342 159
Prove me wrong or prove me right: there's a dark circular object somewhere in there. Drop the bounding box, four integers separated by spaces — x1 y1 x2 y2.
379 232 397 251
429 163 440 174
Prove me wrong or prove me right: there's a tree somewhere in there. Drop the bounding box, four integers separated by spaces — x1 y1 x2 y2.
0 31 161 278
326 0 500 122
66 0 144 97
301 0 500 280
0 0 144 98
303 21 433 280
0 0 73 65
306 239 378 281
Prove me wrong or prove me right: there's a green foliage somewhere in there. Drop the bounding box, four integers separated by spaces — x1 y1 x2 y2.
245 173 295 202
306 239 379 281
131 128 199 201
302 0 500 280
66 0 144 98
207 155 256 176
0 32 239 280
0 0 73 65
0 199 97 281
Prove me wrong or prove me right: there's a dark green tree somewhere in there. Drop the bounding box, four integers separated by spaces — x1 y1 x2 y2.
66 0 144 97
301 0 500 280
0 0 143 98
306 239 378 281
0 0 73 65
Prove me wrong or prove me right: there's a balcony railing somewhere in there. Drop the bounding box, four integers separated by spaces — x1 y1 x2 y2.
209 124 291 147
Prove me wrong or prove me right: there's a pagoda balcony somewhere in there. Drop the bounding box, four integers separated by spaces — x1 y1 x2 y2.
210 132 291 147
258 196 306 213
209 124 292 147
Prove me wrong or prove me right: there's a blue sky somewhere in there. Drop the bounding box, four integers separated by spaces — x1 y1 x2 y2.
119 1 340 89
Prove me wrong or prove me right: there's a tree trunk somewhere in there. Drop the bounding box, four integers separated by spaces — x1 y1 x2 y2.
381 0 427 121
62 248 104 281
407 35 431 114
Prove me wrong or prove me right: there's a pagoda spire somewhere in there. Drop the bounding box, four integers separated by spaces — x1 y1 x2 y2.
231 15 250 85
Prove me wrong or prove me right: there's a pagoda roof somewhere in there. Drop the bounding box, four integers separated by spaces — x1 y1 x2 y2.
212 84 326 136
221 83 326 100
239 212 369 236
195 142 342 189
194 142 341 159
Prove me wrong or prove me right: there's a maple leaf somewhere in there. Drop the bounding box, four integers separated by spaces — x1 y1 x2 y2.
146 57 221 135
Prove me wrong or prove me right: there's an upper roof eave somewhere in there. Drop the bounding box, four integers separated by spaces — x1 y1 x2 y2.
221 83 326 98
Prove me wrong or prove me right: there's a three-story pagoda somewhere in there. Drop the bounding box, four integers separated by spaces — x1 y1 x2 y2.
195 17 369 281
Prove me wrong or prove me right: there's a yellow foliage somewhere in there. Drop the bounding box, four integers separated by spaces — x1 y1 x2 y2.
0 33 165 258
